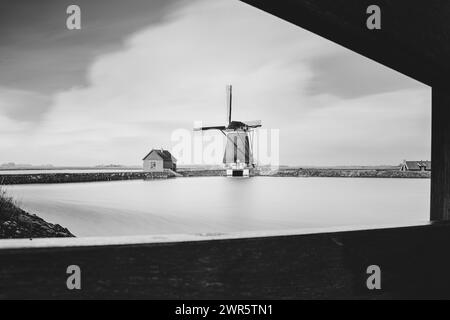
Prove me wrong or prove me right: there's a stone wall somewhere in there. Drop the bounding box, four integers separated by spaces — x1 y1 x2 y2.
0 171 176 185
177 169 226 177
257 168 431 178
0 168 430 185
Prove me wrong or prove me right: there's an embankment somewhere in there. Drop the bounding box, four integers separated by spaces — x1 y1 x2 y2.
0 171 176 185
177 169 226 177
0 189 74 239
0 168 430 185
257 168 431 178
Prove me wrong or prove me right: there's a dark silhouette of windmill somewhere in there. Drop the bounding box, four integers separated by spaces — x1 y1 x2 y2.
194 85 262 176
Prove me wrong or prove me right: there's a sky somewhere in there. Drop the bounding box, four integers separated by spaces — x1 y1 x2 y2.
0 0 431 166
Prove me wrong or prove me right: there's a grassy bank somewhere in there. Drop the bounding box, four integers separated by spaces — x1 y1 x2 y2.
0 187 74 239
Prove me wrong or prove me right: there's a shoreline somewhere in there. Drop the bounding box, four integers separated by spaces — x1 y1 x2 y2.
0 168 430 185
0 190 74 239
0 171 177 185
258 168 431 179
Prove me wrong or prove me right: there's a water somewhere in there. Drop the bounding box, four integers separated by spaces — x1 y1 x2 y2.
5 177 430 237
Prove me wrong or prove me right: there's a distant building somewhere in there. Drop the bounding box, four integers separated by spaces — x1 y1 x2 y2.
143 149 177 172
400 160 431 172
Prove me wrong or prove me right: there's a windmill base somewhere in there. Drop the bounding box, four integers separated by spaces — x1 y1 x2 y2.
226 169 250 177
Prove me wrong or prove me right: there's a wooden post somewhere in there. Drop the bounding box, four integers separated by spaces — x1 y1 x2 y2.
431 89 450 221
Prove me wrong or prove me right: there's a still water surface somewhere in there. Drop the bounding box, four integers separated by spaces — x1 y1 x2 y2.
6 177 430 237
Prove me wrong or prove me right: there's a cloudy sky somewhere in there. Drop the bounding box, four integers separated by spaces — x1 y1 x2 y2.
0 0 431 166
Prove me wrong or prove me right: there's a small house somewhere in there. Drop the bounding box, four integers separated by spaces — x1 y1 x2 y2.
143 149 177 172
400 160 431 172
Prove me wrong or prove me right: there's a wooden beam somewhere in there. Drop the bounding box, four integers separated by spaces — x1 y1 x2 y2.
240 0 450 87
431 89 450 221
1 223 450 299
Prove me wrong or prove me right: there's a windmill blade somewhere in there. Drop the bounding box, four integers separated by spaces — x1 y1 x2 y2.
243 120 262 128
193 125 226 131
226 85 232 126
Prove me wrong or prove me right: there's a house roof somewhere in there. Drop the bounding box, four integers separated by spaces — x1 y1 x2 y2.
403 160 431 170
142 149 177 162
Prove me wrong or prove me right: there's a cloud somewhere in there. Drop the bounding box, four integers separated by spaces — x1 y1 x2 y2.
306 52 424 99
0 0 431 166
28 0 318 165
0 0 194 94
0 87 51 123
282 87 431 165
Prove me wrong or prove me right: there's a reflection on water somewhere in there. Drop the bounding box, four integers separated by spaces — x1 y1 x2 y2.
5 177 430 237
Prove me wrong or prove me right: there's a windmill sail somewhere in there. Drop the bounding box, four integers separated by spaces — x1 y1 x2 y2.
193 125 226 131
226 85 232 126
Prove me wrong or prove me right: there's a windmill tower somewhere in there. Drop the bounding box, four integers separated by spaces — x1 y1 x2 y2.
194 85 262 177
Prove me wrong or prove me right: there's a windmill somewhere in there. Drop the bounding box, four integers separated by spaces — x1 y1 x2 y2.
194 85 262 177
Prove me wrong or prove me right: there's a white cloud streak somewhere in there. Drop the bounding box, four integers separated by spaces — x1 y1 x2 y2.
0 0 430 166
